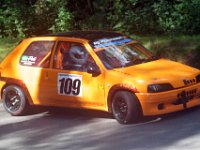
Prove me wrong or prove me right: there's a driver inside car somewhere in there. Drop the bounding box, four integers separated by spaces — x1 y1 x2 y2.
62 45 89 71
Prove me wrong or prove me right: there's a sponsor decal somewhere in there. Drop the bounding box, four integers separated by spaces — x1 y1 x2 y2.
20 55 37 65
93 36 133 49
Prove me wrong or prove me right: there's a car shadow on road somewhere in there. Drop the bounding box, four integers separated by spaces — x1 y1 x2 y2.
28 105 199 125
46 107 113 119
29 106 160 124
1 105 200 150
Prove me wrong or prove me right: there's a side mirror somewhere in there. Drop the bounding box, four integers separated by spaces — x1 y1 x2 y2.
87 63 101 76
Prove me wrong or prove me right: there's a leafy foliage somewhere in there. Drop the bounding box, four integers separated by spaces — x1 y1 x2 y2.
52 6 73 32
153 0 200 34
0 0 200 37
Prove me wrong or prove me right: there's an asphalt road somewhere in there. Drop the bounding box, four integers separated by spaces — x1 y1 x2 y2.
1 102 200 150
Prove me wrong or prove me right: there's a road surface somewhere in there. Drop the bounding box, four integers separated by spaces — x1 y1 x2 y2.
1 102 200 150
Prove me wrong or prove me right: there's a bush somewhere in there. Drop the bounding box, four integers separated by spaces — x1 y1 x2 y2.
185 46 200 69
1 0 200 37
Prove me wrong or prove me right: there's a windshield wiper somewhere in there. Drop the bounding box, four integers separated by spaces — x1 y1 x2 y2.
124 59 145 67
113 56 160 68
146 55 160 62
123 56 160 67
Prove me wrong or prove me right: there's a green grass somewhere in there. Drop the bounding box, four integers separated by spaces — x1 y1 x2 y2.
0 35 200 68
133 35 200 68
0 38 21 63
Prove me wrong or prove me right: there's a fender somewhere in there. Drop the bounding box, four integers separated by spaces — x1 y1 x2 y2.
107 83 139 113
0 77 34 105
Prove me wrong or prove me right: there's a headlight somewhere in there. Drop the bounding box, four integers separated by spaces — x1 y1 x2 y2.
196 74 200 83
148 83 174 93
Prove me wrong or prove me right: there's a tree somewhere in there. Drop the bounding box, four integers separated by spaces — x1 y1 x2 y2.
1 0 200 37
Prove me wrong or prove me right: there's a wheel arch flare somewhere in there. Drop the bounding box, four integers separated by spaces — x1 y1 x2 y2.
107 83 142 113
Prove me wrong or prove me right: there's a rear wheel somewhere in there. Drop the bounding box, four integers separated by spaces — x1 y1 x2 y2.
2 85 29 116
112 91 142 124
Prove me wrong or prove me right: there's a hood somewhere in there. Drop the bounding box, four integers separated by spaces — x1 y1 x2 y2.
113 59 200 88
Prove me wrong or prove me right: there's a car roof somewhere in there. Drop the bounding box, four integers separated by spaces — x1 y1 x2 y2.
46 31 124 41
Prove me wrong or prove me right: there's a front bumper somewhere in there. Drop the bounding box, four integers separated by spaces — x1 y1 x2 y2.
136 83 200 116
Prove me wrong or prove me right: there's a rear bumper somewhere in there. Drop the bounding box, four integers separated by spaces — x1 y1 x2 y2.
0 81 6 100
0 67 6 99
136 83 200 116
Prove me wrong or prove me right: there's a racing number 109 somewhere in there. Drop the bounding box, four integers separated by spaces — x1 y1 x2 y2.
59 78 81 95
58 73 82 96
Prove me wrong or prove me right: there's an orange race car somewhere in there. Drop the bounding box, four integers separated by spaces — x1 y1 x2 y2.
0 31 200 124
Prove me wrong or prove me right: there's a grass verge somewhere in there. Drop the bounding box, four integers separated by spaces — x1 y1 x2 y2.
134 35 200 69
0 35 200 68
0 38 21 63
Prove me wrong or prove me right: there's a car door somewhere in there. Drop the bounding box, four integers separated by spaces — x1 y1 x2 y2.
41 41 106 110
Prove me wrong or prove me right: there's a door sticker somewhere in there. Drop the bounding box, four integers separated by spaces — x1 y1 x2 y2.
20 55 37 65
58 73 82 97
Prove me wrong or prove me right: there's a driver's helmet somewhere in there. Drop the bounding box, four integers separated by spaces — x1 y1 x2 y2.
69 45 88 64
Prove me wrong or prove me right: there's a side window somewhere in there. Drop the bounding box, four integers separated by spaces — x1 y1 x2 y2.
54 41 95 72
20 41 55 67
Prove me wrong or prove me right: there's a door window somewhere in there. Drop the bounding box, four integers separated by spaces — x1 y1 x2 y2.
54 41 95 72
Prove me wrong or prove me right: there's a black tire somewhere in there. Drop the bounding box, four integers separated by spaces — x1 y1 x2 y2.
112 91 142 124
2 85 29 116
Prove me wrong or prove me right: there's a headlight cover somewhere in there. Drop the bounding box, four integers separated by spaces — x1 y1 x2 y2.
148 83 174 93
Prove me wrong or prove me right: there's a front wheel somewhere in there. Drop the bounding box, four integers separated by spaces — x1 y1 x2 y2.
2 85 29 116
112 91 142 124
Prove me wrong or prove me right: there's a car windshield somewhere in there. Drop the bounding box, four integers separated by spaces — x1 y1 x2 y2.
93 41 157 69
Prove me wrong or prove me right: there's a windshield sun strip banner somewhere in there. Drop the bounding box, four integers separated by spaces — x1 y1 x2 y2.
91 36 133 49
